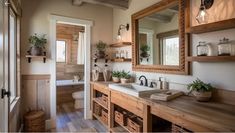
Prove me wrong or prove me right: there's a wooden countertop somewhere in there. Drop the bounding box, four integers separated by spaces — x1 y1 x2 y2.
91 81 235 131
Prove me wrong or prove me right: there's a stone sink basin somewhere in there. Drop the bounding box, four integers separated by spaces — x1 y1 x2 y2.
109 83 166 97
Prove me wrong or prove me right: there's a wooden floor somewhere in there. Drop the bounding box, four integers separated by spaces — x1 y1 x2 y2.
56 102 107 132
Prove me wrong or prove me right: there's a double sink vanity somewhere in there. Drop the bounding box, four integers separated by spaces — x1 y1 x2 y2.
90 81 235 132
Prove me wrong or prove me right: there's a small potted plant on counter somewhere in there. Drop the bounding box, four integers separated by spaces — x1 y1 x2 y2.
112 71 121 83
187 79 214 102
95 40 107 58
120 71 131 84
28 33 47 56
140 44 150 58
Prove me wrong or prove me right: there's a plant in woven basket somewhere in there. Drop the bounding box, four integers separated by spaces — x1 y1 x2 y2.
28 33 47 56
140 44 150 58
187 78 214 102
95 40 107 58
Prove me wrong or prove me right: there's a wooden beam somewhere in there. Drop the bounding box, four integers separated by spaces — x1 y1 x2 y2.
73 0 129 10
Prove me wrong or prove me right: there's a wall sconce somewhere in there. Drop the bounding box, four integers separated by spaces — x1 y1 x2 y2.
117 23 129 41
196 0 214 24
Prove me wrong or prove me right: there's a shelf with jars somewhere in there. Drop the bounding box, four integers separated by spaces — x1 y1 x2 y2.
108 42 132 62
187 38 235 62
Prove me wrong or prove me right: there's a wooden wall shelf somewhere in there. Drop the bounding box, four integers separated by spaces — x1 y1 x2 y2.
186 18 235 34
186 56 235 62
111 58 131 62
109 42 132 47
26 55 46 63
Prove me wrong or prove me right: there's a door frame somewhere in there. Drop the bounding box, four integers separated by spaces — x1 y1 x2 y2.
49 15 93 120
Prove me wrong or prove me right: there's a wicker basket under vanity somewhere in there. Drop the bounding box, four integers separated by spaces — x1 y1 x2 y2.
24 110 46 132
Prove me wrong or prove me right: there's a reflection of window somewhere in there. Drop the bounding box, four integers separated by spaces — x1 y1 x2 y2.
162 36 179 65
56 40 66 62
9 8 17 103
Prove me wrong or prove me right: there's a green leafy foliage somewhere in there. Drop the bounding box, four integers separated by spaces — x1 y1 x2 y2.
29 33 47 48
187 78 214 92
112 71 121 78
120 70 131 79
140 45 150 53
96 40 107 51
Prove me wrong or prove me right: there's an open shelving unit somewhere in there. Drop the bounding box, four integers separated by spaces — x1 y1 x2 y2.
25 55 47 63
186 56 235 62
186 18 235 34
109 42 132 48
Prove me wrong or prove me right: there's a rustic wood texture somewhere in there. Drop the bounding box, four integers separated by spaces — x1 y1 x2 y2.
56 63 84 80
109 42 132 47
22 75 51 119
56 85 84 105
186 56 235 62
56 23 84 64
186 18 235 34
131 0 189 75
93 81 235 132
55 102 107 132
73 0 129 10
142 95 235 132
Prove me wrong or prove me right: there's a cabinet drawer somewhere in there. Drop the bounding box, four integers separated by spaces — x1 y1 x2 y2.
93 84 109 95
111 90 144 117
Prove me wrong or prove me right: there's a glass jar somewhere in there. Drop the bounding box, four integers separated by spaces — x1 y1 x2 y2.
197 42 208 56
218 38 231 56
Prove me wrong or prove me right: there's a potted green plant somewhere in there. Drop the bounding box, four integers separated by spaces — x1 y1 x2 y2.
95 40 107 58
28 33 47 56
120 71 131 84
140 44 150 58
187 79 214 102
112 71 121 83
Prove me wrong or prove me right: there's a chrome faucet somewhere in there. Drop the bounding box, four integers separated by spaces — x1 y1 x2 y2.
139 75 148 86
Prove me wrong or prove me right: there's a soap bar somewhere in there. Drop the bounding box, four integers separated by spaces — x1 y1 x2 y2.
150 90 184 101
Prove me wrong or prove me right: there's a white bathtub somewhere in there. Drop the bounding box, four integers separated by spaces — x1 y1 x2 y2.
56 80 84 87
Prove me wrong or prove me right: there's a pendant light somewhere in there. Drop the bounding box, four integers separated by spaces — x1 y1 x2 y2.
196 0 214 24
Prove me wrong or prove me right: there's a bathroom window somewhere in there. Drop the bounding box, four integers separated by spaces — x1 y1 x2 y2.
162 35 179 66
56 40 67 62
9 8 17 103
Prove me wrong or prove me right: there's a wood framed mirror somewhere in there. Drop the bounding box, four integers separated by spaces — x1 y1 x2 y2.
132 0 189 75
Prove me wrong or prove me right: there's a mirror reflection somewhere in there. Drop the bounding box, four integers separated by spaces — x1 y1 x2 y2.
138 5 179 66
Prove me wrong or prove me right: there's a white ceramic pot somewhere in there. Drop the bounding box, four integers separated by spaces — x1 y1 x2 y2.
112 77 120 83
120 78 129 84
193 91 212 102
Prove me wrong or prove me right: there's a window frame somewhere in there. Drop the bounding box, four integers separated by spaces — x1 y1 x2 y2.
56 39 68 63
9 7 17 104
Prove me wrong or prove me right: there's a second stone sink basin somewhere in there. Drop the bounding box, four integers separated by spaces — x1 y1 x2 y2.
109 83 166 97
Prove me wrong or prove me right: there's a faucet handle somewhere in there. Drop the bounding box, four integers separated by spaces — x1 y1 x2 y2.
150 81 157 88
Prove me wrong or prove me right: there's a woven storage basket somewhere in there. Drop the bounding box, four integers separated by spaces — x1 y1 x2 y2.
127 116 143 133
24 110 45 132
101 110 108 125
94 103 101 116
114 110 128 126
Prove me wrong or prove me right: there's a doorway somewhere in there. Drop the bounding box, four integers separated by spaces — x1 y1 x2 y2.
49 15 93 122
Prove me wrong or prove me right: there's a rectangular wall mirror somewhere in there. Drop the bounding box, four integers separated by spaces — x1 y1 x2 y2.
132 0 189 74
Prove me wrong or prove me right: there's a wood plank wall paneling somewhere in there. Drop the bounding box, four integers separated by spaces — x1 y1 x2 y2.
56 85 84 105
56 24 85 80
56 63 84 80
56 23 84 64
21 75 51 119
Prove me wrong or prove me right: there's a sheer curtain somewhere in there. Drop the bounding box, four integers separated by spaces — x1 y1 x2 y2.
77 32 85 64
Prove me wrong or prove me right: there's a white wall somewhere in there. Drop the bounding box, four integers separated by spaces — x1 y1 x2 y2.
112 0 235 91
21 0 113 74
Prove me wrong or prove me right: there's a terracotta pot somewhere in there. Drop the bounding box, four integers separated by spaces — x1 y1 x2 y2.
120 78 129 84
112 77 120 83
193 91 212 102
30 46 43 56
